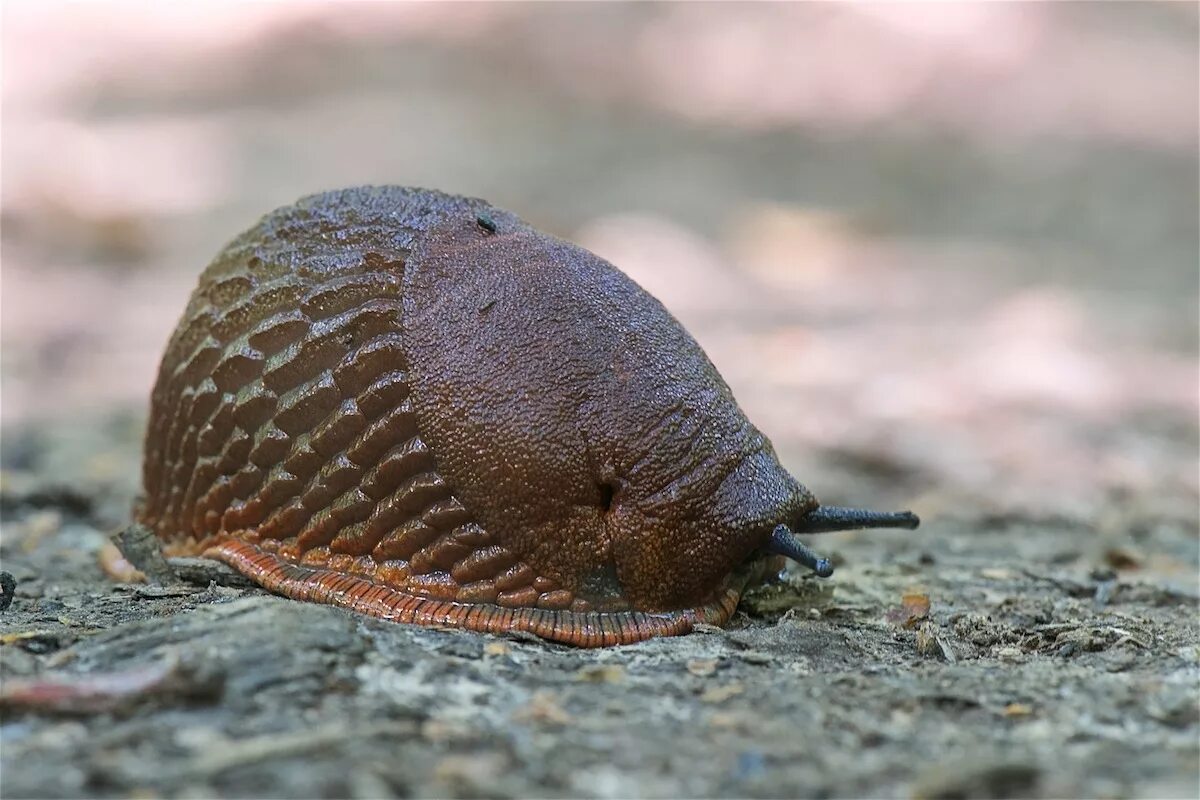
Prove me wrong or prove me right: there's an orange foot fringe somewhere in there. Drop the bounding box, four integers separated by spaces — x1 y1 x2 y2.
204 539 745 647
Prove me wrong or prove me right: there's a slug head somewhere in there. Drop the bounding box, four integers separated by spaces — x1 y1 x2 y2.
402 209 917 614
602 441 921 606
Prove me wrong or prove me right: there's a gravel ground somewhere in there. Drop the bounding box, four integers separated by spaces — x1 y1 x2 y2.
1 413 1197 798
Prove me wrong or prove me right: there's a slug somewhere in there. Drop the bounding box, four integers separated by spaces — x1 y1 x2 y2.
136 186 918 647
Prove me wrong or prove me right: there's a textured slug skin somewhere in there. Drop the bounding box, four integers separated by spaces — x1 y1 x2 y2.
137 186 815 646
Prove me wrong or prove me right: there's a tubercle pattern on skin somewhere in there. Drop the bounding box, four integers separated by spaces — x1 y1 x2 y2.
136 191 618 633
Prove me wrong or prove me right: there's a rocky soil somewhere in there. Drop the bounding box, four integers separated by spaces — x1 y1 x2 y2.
1 412 1197 798
2 4 1197 798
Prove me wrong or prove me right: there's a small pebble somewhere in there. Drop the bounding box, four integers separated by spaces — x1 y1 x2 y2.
0 572 16 611
576 664 625 684
700 683 745 704
981 567 1017 580
739 650 773 665
996 646 1024 662
483 642 511 657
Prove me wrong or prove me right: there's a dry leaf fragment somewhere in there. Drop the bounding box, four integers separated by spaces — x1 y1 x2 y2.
1104 546 1143 570
483 642 511 657
886 591 931 628
98 542 146 583
0 630 55 646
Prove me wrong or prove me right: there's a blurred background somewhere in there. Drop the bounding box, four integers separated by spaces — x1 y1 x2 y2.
2 2 1197 546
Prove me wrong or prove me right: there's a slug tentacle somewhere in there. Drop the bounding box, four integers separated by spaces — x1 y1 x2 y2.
765 525 835 578
794 506 920 534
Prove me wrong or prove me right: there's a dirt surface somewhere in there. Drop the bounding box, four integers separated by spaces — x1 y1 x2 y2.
2 4 1198 799
1 421 1198 799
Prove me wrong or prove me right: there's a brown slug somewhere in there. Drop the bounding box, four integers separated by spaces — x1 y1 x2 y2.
136 186 918 647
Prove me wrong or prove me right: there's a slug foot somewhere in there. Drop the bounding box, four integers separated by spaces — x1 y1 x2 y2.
205 539 744 647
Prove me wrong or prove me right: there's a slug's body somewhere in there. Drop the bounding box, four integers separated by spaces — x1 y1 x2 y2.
138 186 917 646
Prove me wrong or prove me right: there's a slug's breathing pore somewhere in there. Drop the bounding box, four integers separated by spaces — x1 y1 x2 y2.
136 186 919 647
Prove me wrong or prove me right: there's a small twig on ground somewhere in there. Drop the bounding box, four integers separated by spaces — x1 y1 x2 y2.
1101 626 1150 649
1030 623 1080 633
0 657 224 716
131 722 418 784
168 557 258 589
